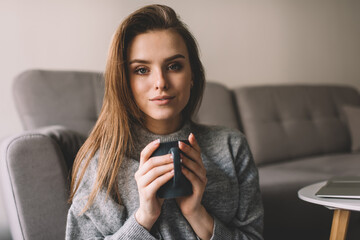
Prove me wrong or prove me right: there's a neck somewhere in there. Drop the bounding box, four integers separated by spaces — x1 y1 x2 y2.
130 118 192 161
145 116 184 135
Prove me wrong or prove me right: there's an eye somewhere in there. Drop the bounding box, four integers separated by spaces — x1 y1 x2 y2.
167 63 182 71
134 67 149 75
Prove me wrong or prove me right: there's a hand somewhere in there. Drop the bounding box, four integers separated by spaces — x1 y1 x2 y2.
134 139 175 231
177 133 214 239
176 133 208 216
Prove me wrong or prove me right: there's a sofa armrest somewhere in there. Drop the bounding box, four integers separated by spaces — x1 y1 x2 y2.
0 126 86 240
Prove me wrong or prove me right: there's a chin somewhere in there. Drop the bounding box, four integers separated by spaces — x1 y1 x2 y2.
149 111 181 122
151 115 178 122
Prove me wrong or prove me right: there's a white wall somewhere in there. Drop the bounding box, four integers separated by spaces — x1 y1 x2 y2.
1 0 360 237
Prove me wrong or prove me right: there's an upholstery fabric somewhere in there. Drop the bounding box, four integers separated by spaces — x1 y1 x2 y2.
13 69 105 136
342 105 360 152
234 85 360 166
36 126 87 170
259 152 360 189
259 152 360 238
193 82 240 130
0 127 81 240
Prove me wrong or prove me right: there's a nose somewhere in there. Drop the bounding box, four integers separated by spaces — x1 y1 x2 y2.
154 68 168 90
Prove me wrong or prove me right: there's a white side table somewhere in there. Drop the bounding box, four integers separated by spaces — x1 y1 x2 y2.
298 181 360 240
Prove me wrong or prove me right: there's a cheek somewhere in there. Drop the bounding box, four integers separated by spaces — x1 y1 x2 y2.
130 79 147 103
178 81 192 105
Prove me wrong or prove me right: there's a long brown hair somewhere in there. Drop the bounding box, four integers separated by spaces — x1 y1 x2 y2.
69 4 205 212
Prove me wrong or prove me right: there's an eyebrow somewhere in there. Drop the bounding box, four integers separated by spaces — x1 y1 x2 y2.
128 54 186 65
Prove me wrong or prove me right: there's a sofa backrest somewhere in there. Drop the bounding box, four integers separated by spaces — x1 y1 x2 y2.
13 69 239 135
193 81 240 130
13 70 105 136
15 70 360 167
235 85 360 166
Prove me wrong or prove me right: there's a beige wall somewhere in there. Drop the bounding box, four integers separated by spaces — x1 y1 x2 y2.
1 0 360 138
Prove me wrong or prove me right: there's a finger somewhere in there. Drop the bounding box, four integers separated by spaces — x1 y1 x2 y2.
139 139 160 167
188 133 201 152
181 166 207 190
146 170 175 197
138 154 173 177
178 141 202 166
138 163 174 188
181 154 207 184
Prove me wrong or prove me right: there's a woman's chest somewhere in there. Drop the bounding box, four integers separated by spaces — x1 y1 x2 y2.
202 153 240 222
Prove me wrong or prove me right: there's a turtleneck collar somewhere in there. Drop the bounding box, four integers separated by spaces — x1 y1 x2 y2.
129 121 193 161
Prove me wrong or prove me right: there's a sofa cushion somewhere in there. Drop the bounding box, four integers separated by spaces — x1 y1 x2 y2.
343 105 360 152
259 152 360 190
235 85 360 165
258 152 360 238
13 69 105 136
193 82 240 130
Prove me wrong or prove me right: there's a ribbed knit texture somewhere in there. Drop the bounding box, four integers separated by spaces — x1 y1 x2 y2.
66 122 264 239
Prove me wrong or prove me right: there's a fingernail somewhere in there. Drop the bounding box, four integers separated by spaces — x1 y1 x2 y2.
154 139 160 144
180 158 183 163
170 169 174 174
170 154 173 159
178 141 182 147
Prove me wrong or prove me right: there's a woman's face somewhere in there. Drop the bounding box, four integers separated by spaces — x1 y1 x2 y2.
128 29 193 132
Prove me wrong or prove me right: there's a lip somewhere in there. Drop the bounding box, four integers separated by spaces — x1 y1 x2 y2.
149 95 175 105
150 95 175 101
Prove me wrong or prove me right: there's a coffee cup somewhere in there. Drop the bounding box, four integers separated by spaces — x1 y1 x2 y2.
151 140 193 199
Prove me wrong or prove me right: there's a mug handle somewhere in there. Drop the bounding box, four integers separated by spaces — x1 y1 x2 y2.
169 147 181 187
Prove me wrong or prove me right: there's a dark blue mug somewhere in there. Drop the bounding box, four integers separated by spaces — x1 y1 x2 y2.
151 140 193 199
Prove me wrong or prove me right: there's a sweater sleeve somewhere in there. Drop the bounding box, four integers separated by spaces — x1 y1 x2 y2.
66 208 157 240
210 134 264 240
65 154 158 240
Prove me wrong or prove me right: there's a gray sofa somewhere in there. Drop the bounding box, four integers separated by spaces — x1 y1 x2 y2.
235 86 360 239
1 69 360 239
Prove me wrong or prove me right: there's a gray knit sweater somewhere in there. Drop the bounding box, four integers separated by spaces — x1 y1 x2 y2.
66 122 264 239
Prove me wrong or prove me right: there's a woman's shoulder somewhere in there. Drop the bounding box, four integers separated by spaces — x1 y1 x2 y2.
191 122 246 142
190 122 250 157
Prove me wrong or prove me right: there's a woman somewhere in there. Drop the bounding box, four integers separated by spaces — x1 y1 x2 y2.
66 4 263 240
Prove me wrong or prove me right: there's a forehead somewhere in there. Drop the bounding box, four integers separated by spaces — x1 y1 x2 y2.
127 29 189 61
